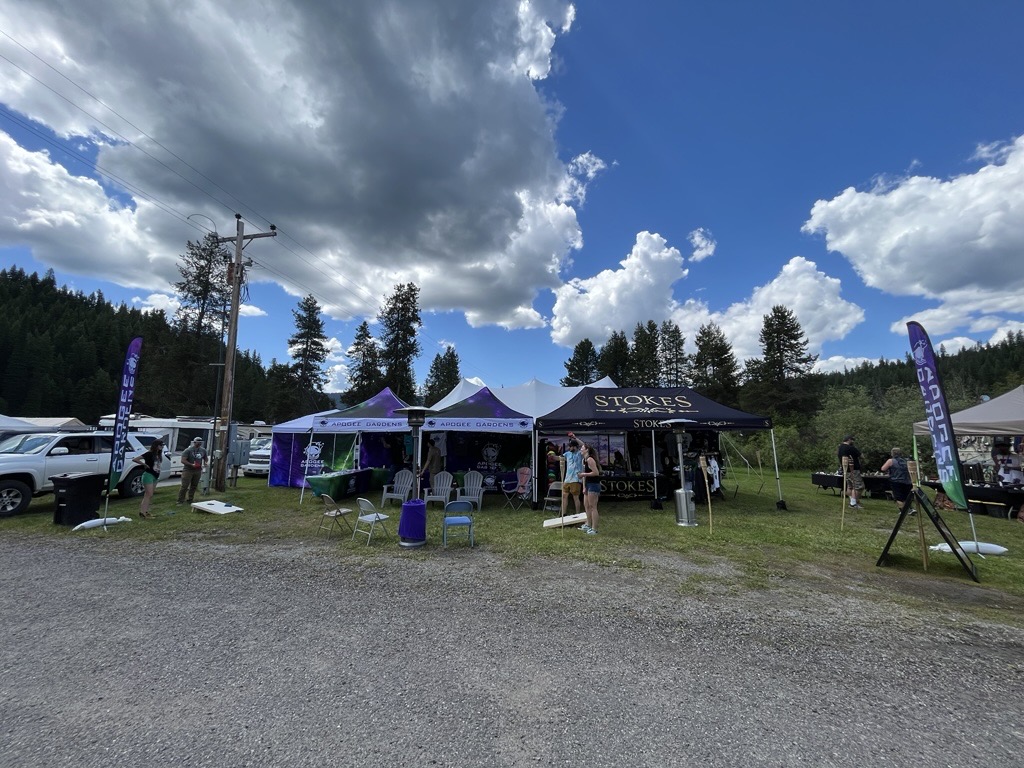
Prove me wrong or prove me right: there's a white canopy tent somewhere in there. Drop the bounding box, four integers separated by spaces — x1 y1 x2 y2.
0 414 33 428
913 385 1024 437
491 376 618 418
427 378 486 410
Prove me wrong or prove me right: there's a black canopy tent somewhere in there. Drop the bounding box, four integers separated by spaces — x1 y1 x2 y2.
536 386 783 505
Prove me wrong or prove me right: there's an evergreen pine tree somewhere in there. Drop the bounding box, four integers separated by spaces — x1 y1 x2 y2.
342 321 383 406
629 320 661 387
173 233 231 337
561 338 599 386
740 306 821 418
172 233 231 399
287 294 330 412
658 320 691 386
378 283 422 402
598 331 631 386
759 305 818 380
691 323 740 405
423 346 462 406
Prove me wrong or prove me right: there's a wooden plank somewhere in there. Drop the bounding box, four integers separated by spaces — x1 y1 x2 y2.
192 500 244 515
542 512 587 528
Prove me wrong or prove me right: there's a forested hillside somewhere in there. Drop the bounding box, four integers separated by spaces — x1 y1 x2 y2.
0 267 296 424
737 336 1024 472
560 310 1024 471
2 266 1022 471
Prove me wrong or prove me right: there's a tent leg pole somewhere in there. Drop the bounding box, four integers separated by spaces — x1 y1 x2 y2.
299 427 314 504
650 429 662 509
770 429 786 510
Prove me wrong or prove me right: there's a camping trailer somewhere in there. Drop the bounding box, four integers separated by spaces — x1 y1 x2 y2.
97 414 272 475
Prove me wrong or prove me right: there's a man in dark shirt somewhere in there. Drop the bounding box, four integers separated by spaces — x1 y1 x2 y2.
837 435 864 509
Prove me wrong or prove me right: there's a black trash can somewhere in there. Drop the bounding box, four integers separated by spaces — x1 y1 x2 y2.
51 472 107 526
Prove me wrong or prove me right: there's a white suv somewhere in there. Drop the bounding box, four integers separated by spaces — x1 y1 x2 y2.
0 431 163 517
242 437 272 478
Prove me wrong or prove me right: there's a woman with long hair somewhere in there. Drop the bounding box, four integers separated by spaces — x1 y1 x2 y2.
580 443 602 535
132 439 164 518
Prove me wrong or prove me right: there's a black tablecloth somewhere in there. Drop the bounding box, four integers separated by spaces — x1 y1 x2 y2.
811 472 892 497
922 480 1024 517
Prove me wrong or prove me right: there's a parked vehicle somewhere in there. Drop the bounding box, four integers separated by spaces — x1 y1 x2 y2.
0 431 166 517
96 415 271 476
242 437 272 478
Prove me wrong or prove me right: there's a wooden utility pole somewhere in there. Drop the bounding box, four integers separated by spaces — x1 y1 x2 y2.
213 214 276 490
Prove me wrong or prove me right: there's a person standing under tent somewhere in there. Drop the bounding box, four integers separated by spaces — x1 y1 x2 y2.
580 443 601 535
880 448 912 510
837 435 864 509
177 436 208 505
420 437 442 489
994 442 1023 485
387 435 406 482
560 435 583 520
132 439 165 518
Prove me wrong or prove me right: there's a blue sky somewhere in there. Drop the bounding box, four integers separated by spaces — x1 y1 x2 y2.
1 1 1023 400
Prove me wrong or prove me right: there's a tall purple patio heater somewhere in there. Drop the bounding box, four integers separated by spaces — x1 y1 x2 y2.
395 406 433 548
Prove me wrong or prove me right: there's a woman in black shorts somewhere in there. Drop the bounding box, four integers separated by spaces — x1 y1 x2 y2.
880 448 912 510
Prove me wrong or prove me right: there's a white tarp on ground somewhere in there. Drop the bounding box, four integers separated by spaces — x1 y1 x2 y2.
913 385 1024 436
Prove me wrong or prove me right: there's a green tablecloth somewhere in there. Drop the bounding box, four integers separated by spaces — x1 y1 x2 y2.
306 468 371 499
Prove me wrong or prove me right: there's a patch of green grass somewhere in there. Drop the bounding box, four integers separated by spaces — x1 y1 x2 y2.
7 471 1024 614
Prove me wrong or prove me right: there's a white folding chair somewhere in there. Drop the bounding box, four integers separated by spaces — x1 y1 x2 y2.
442 500 475 548
316 493 353 537
353 497 391 546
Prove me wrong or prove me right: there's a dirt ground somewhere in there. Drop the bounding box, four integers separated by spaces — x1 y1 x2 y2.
3 535 1023 767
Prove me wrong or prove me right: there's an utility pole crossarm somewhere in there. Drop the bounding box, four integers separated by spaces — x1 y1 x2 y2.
215 230 278 244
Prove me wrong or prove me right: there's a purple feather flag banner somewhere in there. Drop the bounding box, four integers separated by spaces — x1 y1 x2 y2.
107 337 143 493
907 322 967 509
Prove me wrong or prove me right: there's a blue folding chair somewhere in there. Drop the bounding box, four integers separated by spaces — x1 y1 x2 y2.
442 500 475 548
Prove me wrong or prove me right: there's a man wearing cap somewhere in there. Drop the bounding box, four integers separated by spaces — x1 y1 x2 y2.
561 435 583 520
177 436 209 505
837 435 864 509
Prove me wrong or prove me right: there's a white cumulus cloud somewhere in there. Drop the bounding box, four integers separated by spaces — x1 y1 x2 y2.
804 134 1024 346
687 228 716 262
0 0 585 333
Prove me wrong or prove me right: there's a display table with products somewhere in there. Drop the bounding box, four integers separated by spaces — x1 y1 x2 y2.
922 479 1024 518
811 472 893 498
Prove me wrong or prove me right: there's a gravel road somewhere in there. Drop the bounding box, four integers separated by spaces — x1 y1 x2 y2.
2 535 1023 767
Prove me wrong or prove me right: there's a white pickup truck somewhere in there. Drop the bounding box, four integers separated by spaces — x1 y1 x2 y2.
0 431 164 517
